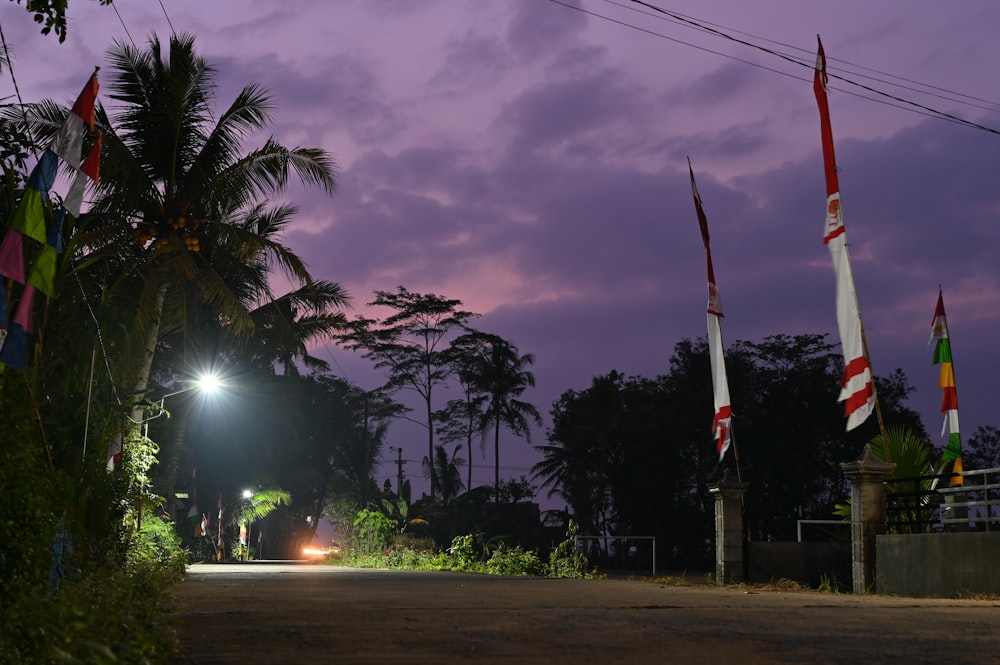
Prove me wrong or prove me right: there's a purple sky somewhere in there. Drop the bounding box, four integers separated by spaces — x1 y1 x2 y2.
5 1 1000 498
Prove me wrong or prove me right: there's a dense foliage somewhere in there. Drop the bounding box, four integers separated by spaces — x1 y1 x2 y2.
0 32 340 662
534 334 928 568
335 517 598 579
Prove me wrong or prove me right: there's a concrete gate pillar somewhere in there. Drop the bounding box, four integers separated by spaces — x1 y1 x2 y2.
710 478 747 585
839 444 895 594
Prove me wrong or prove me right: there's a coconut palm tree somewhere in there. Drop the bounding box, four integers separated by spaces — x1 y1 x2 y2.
423 444 465 505
437 331 492 491
25 33 338 423
472 335 542 502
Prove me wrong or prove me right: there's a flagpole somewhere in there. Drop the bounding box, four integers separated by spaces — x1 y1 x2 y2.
843 207 888 453
717 321 745 484
687 156 743 481
814 35 884 451
931 285 964 486
857 316 889 453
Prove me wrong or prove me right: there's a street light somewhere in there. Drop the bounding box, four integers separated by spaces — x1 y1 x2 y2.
131 372 223 532
241 489 254 561
141 372 223 435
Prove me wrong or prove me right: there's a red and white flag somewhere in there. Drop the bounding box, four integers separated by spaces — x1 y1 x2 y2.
105 431 123 472
49 71 99 169
814 37 875 431
689 158 733 461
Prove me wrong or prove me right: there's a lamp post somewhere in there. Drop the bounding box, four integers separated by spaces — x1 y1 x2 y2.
241 489 254 561
141 372 222 435
132 372 222 533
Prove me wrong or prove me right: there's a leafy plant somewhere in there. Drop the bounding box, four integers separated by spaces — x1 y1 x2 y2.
486 545 545 576
548 520 596 579
352 509 397 556
447 534 481 571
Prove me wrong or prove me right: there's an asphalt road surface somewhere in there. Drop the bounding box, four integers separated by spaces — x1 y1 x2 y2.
170 562 1000 664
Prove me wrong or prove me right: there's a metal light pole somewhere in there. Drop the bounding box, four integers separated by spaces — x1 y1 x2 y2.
242 489 253 561
131 373 223 533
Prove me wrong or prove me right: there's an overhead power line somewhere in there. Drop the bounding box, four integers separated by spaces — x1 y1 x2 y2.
109 1 137 48
604 0 1000 111
543 0 1000 136
157 0 177 35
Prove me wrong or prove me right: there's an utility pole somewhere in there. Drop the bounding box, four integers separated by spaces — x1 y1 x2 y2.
390 447 407 498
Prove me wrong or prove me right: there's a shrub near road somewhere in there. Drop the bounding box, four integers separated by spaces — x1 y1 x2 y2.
337 513 597 578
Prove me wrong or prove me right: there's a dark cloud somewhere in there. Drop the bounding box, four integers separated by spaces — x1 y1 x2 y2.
507 0 588 62
12 0 1000 493
669 61 763 107
432 30 508 89
496 69 649 160
214 51 405 146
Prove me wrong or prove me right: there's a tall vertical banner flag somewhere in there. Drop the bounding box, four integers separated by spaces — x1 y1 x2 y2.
0 69 98 370
930 291 964 486
814 37 875 431
688 159 733 462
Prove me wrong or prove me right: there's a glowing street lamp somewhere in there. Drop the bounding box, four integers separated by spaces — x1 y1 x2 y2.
131 372 223 531
136 371 224 434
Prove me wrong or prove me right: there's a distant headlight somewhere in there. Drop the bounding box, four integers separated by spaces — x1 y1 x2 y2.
302 543 341 558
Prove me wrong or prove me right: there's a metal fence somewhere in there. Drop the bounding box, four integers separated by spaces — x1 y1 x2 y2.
573 536 657 576
885 467 1000 533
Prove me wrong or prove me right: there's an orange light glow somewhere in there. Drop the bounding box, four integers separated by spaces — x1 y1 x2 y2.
302 547 329 557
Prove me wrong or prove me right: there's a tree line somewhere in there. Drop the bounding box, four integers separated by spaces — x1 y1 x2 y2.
536 334 1000 567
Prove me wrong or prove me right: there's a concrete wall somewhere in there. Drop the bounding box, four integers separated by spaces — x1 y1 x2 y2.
748 542 851 589
877 532 1000 598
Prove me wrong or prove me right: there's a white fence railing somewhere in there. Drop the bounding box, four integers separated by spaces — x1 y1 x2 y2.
937 466 1000 531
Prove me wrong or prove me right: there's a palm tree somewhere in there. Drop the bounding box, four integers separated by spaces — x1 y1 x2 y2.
423 444 465 505
869 425 937 533
20 34 341 534
27 33 338 423
437 331 492 491
240 280 350 376
472 335 542 502
232 487 292 560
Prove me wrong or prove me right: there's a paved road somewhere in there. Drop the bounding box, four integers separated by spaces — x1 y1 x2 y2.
170 563 1000 664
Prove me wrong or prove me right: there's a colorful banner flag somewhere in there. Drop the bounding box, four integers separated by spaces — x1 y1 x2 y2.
930 290 963 485
0 281 7 352
26 245 57 296
63 135 102 218
9 151 58 243
49 71 99 169
0 230 26 283
13 283 36 333
0 320 27 368
689 158 733 462
0 70 99 371
814 36 875 431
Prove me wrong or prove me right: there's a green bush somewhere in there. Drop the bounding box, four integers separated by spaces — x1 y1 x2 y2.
0 554 185 665
351 509 397 556
486 545 545 577
447 534 480 571
548 520 597 579
0 410 187 664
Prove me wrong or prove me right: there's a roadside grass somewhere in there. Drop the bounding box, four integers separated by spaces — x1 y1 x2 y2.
333 528 602 579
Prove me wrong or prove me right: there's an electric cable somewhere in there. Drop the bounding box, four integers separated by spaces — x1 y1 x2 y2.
542 0 1000 136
